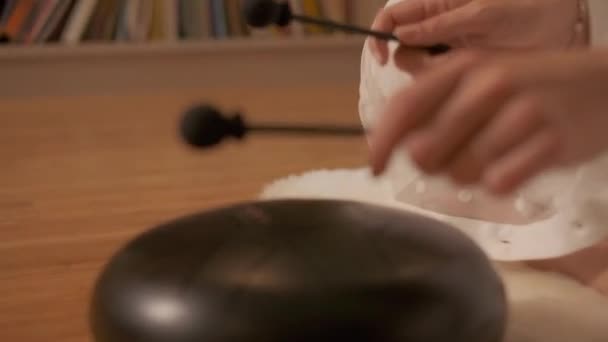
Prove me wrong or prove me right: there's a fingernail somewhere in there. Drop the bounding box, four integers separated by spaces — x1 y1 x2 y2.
371 160 385 177
367 152 379 176
371 165 381 177
370 43 387 65
371 44 382 63
367 138 383 176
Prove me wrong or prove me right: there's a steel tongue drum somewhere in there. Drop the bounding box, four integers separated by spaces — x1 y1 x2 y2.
90 105 508 341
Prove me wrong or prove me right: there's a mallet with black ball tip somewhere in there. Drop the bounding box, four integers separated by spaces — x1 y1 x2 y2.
242 0 451 55
180 104 365 149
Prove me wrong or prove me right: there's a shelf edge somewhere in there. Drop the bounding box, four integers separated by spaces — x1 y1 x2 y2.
0 36 366 61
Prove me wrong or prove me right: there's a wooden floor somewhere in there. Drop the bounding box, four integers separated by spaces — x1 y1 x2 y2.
0 81 369 341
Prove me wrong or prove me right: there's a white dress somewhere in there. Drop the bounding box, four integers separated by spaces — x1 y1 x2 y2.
359 0 608 262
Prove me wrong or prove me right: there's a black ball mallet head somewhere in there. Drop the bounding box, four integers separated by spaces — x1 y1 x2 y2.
242 0 291 27
180 104 247 148
179 103 365 149
242 0 451 55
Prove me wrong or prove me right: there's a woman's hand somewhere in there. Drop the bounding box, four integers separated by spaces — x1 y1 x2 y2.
368 49 608 195
370 0 588 65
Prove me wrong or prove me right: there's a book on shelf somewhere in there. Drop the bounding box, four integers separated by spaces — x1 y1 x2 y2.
0 0 386 46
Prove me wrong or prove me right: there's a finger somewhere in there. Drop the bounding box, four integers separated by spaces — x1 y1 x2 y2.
592 269 608 297
483 129 561 195
447 96 545 184
370 7 394 65
406 65 515 174
395 4 481 46
392 44 434 76
384 0 467 25
403 129 443 176
392 41 476 75
446 150 485 185
402 104 486 182
370 0 449 65
369 52 481 175
473 95 546 163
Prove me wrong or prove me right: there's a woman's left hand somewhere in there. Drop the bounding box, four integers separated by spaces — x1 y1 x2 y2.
368 48 608 195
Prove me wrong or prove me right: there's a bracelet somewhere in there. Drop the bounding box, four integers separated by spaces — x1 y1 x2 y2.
569 0 590 47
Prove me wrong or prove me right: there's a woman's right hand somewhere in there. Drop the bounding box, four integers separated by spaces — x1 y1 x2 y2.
368 48 608 195
370 0 589 65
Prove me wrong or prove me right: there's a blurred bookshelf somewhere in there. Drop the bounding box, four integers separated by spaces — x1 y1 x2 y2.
0 1 384 97
0 0 385 51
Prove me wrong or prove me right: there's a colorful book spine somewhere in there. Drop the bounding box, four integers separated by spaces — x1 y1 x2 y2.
209 0 227 39
61 0 98 44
